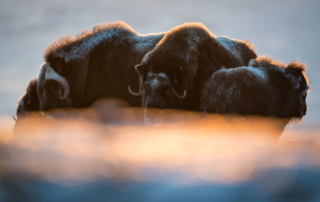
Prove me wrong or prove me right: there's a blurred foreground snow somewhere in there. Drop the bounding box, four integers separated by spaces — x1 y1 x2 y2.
1 99 320 201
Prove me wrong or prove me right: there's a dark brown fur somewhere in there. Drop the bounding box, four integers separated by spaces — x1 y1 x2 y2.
41 21 164 110
15 78 40 120
135 23 257 113
200 56 310 120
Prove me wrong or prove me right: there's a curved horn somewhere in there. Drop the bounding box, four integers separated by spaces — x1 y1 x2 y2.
128 86 142 96
45 65 70 100
172 88 186 99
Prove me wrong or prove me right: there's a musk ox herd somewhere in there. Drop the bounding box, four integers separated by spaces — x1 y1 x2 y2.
15 21 310 130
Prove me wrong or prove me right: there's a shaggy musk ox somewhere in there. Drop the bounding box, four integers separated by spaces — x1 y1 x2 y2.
38 21 164 115
129 23 256 122
200 56 310 121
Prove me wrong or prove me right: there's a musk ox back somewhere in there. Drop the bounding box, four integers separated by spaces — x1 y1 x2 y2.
38 21 164 116
129 23 256 123
200 56 310 120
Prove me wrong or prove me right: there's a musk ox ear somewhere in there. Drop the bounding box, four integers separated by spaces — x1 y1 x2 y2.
135 64 145 75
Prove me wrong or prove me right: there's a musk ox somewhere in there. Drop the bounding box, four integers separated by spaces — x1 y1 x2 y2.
128 23 256 122
37 21 164 116
14 78 40 121
200 56 310 120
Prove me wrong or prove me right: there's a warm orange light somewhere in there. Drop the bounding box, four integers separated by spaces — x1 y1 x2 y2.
2 100 319 186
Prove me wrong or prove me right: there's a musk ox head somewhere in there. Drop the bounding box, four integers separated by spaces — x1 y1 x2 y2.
37 62 70 117
15 78 40 121
129 50 196 124
250 58 310 119
283 61 310 118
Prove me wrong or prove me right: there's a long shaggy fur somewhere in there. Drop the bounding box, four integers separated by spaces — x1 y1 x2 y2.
136 22 257 111
44 22 138 61
40 21 165 109
200 56 310 120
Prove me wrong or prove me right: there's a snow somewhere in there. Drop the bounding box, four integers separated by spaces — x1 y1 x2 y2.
225 82 237 100
242 66 267 81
